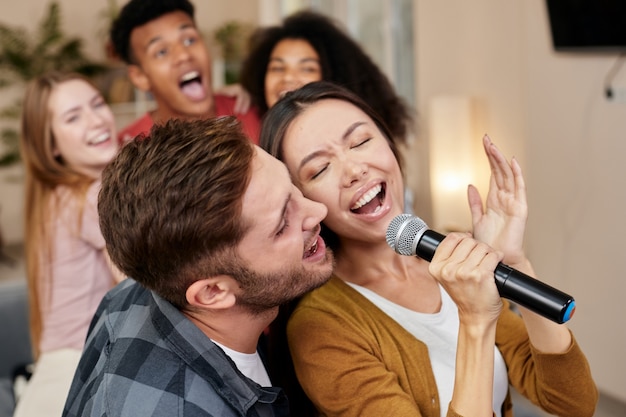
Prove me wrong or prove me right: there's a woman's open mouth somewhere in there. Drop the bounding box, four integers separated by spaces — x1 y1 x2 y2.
350 183 385 215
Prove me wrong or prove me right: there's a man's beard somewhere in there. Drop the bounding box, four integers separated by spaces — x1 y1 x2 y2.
231 249 334 315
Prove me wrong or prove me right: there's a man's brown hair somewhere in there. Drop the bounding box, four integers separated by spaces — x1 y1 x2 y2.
99 117 254 308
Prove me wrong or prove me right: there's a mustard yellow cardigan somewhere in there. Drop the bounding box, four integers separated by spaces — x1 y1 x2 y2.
287 276 598 417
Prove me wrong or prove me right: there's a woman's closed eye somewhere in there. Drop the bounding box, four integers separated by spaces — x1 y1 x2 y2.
310 164 329 180
351 138 372 149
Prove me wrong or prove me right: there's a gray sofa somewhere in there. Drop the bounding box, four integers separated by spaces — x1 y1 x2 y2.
0 279 32 417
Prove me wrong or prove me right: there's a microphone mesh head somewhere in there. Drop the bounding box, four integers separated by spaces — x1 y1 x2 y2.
386 214 428 256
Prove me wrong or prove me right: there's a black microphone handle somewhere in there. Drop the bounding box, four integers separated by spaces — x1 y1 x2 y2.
416 230 575 324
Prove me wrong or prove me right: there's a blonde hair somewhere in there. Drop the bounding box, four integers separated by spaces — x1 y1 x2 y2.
20 71 96 357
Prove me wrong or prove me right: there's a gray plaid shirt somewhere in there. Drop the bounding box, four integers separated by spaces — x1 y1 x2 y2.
63 279 289 417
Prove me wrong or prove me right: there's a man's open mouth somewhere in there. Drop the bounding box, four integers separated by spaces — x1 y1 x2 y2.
179 71 206 100
304 238 319 259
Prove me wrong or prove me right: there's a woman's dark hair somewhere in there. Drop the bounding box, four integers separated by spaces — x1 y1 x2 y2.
260 80 404 252
240 10 413 144
260 81 407 417
110 0 195 64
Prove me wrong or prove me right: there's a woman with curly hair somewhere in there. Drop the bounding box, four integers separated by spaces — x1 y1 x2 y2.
239 10 414 145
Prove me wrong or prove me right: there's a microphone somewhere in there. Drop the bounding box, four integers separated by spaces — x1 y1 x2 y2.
386 214 576 324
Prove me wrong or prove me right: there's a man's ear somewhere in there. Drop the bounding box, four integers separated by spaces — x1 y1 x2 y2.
186 276 238 310
127 64 151 92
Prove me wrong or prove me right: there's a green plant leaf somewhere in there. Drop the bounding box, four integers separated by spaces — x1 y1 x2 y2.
1 127 19 143
37 2 63 52
0 127 20 167
0 152 20 167
0 100 22 119
0 0 109 168
0 25 29 56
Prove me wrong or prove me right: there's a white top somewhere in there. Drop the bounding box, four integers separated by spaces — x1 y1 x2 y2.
212 340 272 387
347 282 508 417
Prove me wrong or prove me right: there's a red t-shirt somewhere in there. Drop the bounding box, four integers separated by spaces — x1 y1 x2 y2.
118 94 261 144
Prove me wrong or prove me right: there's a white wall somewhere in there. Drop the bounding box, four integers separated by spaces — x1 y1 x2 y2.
2 0 624 403
415 0 626 402
524 0 626 402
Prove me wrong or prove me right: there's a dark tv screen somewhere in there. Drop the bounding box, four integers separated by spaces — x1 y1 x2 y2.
546 0 626 52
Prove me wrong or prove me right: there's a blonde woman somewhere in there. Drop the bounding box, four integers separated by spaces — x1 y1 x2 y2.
14 72 123 417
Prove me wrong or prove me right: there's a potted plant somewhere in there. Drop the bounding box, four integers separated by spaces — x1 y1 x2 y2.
213 20 254 85
0 1 109 168
0 1 109 255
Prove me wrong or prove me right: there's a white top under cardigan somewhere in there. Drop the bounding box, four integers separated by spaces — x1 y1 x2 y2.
347 282 508 417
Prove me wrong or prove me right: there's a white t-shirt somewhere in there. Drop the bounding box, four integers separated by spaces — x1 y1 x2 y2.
212 340 272 387
347 282 508 417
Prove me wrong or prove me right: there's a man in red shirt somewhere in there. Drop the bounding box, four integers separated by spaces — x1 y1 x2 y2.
109 0 260 143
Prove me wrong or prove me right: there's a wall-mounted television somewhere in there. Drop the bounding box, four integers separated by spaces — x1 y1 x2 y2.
546 0 626 52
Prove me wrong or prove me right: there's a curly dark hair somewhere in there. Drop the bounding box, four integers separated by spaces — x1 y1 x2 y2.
109 0 195 64
240 10 414 144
